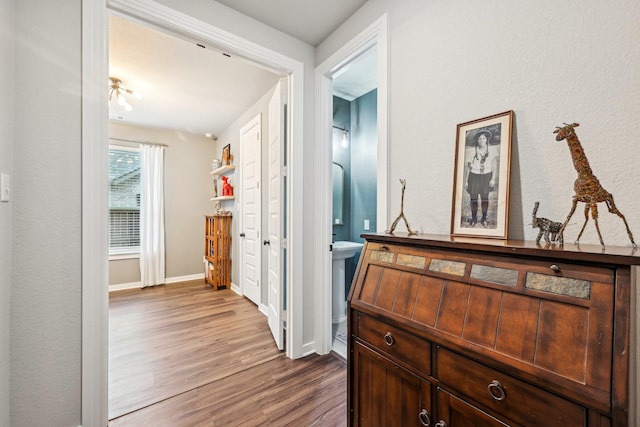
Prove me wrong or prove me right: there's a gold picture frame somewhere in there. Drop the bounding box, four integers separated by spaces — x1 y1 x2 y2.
451 110 514 239
222 144 231 165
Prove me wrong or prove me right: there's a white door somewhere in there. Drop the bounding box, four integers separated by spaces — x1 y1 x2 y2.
267 79 286 349
240 115 262 305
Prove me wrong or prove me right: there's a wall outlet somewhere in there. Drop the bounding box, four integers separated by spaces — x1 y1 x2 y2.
364 219 370 230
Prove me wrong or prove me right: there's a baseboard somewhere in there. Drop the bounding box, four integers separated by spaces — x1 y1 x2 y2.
302 340 316 357
231 282 241 295
109 273 205 292
259 303 268 316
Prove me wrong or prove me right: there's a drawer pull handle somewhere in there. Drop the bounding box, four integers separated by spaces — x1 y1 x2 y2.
550 264 560 272
380 245 389 251
487 379 506 401
418 409 431 426
435 421 447 427
384 332 394 346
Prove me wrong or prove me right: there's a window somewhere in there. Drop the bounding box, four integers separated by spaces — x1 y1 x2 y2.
109 147 141 255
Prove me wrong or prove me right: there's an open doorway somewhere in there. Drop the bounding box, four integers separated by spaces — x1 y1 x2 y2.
81 1 307 424
107 12 287 419
314 15 389 356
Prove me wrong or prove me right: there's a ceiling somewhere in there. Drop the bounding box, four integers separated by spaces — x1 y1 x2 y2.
109 1 372 137
215 0 368 47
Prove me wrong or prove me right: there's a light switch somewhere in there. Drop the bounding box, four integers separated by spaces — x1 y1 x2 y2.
364 219 370 230
0 173 9 202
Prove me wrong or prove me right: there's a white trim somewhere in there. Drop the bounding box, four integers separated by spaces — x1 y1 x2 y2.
108 273 206 292
108 252 139 261
82 1 109 426
314 15 389 355
302 340 317 357
259 303 269 316
84 1 305 423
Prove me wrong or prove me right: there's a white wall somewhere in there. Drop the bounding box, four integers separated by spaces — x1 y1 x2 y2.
318 0 640 424
215 84 277 305
319 0 640 245
0 0 14 424
108 122 217 286
12 0 82 425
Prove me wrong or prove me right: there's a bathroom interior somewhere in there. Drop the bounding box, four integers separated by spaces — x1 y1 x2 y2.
331 75 378 358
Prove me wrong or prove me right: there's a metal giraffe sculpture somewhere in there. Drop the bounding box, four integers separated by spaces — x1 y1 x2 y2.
386 179 418 235
554 123 636 249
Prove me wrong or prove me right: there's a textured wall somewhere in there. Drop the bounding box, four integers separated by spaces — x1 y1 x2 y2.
0 0 14 424
12 0 82 425
108 122 217 285
319 0 640 423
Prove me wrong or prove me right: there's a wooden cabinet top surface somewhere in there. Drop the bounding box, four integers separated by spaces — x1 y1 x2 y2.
361 232 640 266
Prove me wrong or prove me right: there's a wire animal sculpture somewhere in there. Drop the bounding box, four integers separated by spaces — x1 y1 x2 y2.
532 202 563 244
553 123 636 249
386 179 418 235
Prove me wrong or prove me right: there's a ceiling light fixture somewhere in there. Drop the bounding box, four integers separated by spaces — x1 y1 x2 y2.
108 77 142 112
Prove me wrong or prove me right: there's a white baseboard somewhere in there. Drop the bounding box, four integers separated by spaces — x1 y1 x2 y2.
302 341 316 357
259 303 268 316
109 273 205 292
231 282 241 295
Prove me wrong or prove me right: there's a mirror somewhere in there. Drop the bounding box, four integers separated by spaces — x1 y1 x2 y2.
332 162 344 225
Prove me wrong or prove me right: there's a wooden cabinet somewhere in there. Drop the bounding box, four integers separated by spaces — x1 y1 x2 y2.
204 214 232 290
347 233 639 427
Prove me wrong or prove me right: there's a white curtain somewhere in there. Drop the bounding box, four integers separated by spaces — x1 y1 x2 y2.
139 144 165 287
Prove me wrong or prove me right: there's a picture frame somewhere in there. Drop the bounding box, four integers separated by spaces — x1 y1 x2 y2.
450 110 514 239
222 144 231 165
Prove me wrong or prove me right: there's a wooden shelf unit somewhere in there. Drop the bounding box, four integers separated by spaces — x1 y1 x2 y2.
204 214 232 290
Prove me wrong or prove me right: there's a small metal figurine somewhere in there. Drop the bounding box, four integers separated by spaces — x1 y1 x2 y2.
553 123 636 249
532 201 563 244
386 179 418 235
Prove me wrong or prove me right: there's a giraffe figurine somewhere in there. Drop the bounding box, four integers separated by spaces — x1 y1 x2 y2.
553 122 636 249
386 179 418 235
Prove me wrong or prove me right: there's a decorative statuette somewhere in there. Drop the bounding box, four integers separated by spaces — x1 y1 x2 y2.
531 201 563 244
386 179 418 235
553 122 636 249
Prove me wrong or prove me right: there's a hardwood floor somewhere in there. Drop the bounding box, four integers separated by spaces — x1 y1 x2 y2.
109 280 347 426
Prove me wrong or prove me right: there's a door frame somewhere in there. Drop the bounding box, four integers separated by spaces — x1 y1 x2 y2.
313 14 389 354
82 0 305 424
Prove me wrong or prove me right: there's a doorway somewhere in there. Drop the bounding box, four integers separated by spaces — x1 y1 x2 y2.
314 14 389 356
82 0 306 424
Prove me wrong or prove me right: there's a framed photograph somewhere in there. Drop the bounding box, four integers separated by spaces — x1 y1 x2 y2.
222 144 231 165
451 110 514 239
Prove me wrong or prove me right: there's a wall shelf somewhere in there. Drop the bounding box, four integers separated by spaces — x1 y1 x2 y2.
210 164 235 177
211 196 235 202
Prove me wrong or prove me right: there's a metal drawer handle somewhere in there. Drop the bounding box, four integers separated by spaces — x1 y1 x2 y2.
384 332 394 346
380 245 389 251
418 409 431 426
488 379 506 401
435 421 447 427
550 264 560 272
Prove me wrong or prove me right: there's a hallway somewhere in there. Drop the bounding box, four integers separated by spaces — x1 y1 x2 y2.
109 280 346 426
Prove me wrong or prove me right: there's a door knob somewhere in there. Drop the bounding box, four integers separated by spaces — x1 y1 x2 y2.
263 240 271 246
240 232 246 237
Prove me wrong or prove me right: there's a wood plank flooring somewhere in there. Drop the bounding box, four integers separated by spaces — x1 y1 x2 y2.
109 280 347 426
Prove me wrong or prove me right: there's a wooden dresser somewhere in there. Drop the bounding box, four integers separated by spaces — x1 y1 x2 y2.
347 233 639 427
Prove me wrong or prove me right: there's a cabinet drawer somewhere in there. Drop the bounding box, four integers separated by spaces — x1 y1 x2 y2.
436 347 586 426
356 313 431 377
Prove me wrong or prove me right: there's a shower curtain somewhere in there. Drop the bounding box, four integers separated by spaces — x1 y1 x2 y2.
139 144 165 287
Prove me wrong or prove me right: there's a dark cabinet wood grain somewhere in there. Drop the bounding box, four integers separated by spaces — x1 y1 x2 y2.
347 233 638 427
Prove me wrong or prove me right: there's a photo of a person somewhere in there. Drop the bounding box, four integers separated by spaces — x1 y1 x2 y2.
451 110 513 239
462 126 500 228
